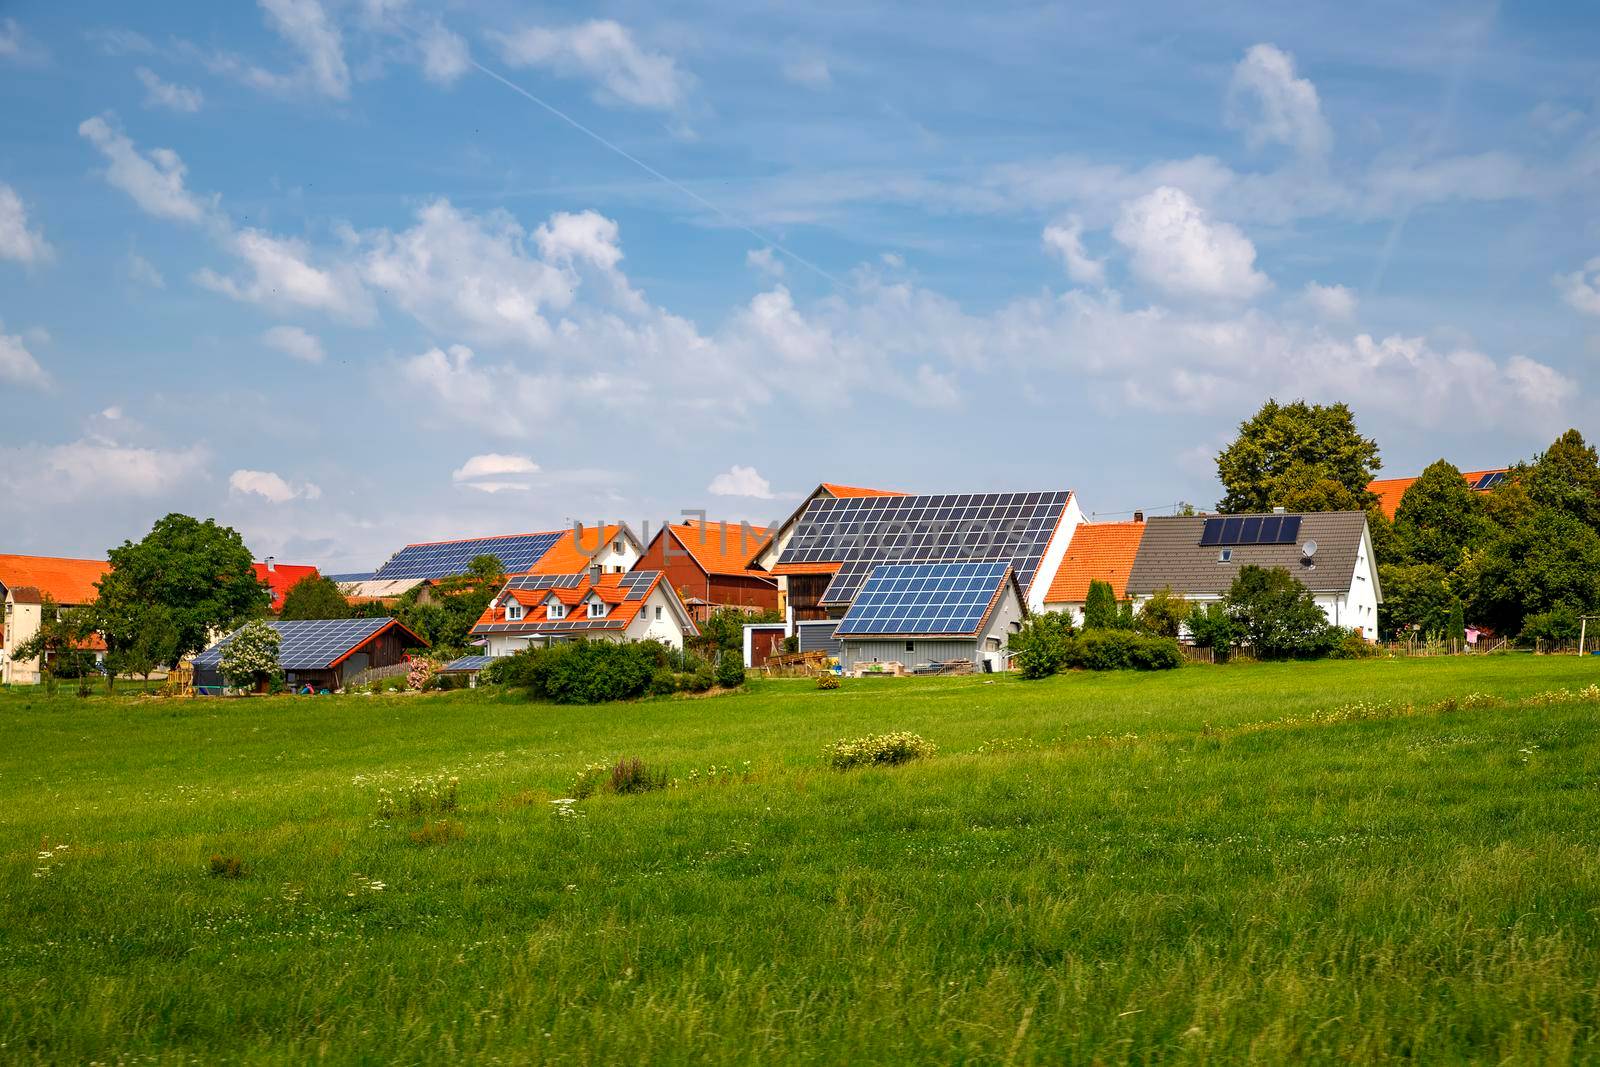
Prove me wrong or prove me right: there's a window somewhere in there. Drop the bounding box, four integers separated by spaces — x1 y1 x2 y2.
654 606 662 620
588 600 607 618
612 540 622 553
547 601 565 620
1218 549 1232 563
905 641 915 653
506 602 523 621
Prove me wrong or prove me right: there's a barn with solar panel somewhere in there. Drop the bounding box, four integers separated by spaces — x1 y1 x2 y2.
470 568 699 655
191 617 428 692
833 561 1027 674
1124 510 1382 640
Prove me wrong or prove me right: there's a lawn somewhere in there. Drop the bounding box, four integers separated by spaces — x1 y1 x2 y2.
4 656 1600 1063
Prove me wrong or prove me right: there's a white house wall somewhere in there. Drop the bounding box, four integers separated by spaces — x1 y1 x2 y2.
1027 494 1084 612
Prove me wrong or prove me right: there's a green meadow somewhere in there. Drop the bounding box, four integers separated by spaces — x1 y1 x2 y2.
4 656 1600 1063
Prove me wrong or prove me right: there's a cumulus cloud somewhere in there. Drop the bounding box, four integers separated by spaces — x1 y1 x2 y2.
395 345 560 438
136 67 203 112
746 247 785 278
492 20 690 111
198 228 373 321
78 114 213 223
707 465 774 499
0 183 53 264
0 323 48 388
1112 186 1269 301
0 438 207 503
214 0 350 98
1558 257 1600 316
452 453 540 492
1041 216 1104 286
1300 282 1357 320
1227 43 1330 159
261 324 326 363
418 22 470 84
229 468 322 503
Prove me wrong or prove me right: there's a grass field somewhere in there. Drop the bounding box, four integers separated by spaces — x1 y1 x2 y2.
4 657 1600 1063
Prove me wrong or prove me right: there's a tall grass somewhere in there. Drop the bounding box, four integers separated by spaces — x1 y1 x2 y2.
2 656 1599 1062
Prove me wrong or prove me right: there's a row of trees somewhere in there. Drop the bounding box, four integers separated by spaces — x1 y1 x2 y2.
1212 399 1600 643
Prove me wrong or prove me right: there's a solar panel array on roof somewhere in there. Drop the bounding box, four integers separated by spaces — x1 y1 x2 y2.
474 617 626 634
1198 515 1303 548
372 532 563 580
836 561 1011 636
193 618 397 671
775 491 1070 605
621 570 660 600
506 573 585 592
324 571 375 583
1473 471 1508 491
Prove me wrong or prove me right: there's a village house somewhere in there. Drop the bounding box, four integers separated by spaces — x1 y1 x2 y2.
1124 510 1382 640
192 617 428 692
470 567 699 656
1368 468 1508 519
1040 517 1147 623
254 558 321 614
0 554 112 685
634 520 778 622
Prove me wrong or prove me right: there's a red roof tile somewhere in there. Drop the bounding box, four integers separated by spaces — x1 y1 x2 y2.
0 555 111 605
1044 521 1146 604
665 521 775 578
528 525 628 575
770 561 843 576
473 571 699 636
253 562 321 613
820 482 904 498
1368 468 1507 519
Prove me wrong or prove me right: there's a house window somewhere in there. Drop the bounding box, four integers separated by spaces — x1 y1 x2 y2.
548 602 565 620
612 540 622 553
1218 549 1232 563
655 606 662 620
588 600 607 618
506 603 523 621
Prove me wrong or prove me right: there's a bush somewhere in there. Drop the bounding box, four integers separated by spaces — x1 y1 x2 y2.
1224 565 1341 660
220 620 282 691
1007 611 1078 679
1329 628 1381 659
488 640 669 704
406 657 441 691
1137 587 1188 638
1520 605 1581 646
1063 629 1182 671
825 732 935 770
715 650 746 689
1186 602 1237 654
816 672 841 690
648 667 679 696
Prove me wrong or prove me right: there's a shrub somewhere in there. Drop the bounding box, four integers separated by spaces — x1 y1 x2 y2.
220 620 281 691
816 672 841 690
715 650 746 689
1007 611 1077 679
409 819 464 846
1520 605 1581 647
489 640 668 704
825 732 935 770
1083 579 1119 630
1063 629 1182 671
1224 565 1341 660
571 762 610 800
1137 587 1188 638
1186 602 1237 655
1329 628 1381 659
406 657 440 691
680 665 715 693
648 667 679 696
208 855 245 879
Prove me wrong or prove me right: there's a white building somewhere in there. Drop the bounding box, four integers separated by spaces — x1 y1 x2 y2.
1123 511 1382 640
470 567 699 657
834 562 1028 674
0 555 112 685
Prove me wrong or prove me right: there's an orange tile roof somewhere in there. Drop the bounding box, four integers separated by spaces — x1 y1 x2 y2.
473 571 699 636
1368 468 1507 519
666 521 775 578
1044 521 1146 604
253 562 321 613
0 555 111 605
527 524 627 575
770 561 843 576
821 482 904 498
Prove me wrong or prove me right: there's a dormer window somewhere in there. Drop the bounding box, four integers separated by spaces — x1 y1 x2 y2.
506 602 524 621
547 599 565 620
588 599 607 618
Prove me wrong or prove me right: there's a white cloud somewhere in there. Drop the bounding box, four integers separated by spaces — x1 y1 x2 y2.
746 247 785 278
1041 216 1104 286
1112 186 1269 301
136 67 204 112
452 453 541 492
395 345 559 438
1558 257 1600 316
127 252 165 288
492 20 690 111
1227 43 1330 159
229 468 321 503
198 228 373 321
0 323 48 388
418 23 469 84
261 324 326 363
0 18 48 65
1301 282 1357 320
0 438 207 503
782 57 831 89
707 465 774 499
534 209 625 270
78 114 213 223
0 184 53 264
259 0 349 97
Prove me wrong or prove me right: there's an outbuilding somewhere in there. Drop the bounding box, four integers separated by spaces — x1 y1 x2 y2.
834 561 1027 674
191 617 428 692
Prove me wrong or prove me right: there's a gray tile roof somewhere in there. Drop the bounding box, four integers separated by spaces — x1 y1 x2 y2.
1124 511 1371 597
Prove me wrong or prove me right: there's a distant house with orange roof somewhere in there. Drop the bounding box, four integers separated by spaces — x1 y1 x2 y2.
470 569 699 656
747 481 907 623
253 558 321 614
634 520 778 621
1368 468 1508 519
525 524 642 577
0 554 113 685
1040 519 1148 624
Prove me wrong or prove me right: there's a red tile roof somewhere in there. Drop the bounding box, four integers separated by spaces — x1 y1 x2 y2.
1044 521 1146 604
472 571 699 636
665 521 775 579
253 562 321 613
528 525 628 575
1368 468 1507 519
0 555 111 606
821 482 904 498
770 561 843 576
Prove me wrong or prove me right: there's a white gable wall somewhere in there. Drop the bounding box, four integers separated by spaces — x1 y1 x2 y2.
1024 494 1084 612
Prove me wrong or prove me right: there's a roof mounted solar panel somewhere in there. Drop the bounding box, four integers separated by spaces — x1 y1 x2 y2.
1257 515 1283 543
835 561 1010 637
1199 518 1224 546
1279 515 1302 544
194 618 401 671
373 532 563 581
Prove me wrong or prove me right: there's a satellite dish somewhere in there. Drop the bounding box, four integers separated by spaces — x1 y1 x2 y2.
1301 539 1318 558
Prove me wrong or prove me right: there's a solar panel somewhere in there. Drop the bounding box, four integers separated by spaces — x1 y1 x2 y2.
194 618 400 671
1474 471 1507 491
775 491 1070 605
506 573 585 591
324 571 375 583
835 561 1011 637
1198 514 1303 547
443 655 494 672
372 532 563 581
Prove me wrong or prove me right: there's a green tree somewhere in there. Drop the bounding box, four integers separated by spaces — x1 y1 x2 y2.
714 648 747 689
1215 399 1381 513
100 514 268 658
96 600 179 693
278 575 353 620
1470 512 1600 637
1006 611 1078 679
1224 565 1337 659
220 620 282 692
1392 460 1489 570
691 607 783 659
12 597 97 696
1447 601 1466 646
1525 429 1600 528
1136 587 1188 638
1376 562 1455 639
392 555 506 656
1185 602 1237 656
1083 579 1118 630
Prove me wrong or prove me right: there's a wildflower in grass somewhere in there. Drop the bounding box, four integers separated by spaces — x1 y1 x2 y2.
825 732 935 770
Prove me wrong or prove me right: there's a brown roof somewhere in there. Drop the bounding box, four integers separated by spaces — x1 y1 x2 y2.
1044 521 1146 603
1368 468 1506 519
1125 512 1372 597
0 555 111 605
8 585 42 605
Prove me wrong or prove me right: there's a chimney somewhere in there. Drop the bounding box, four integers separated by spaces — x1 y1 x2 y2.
1133 510 1144 523
589 563 601 586
265 556 276 572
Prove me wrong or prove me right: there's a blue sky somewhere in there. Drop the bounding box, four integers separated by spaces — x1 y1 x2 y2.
1 0 1597 570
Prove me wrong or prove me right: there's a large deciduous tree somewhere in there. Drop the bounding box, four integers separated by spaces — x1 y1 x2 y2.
1392 460 1489 571
1215 399 1381 513
99 514 269 658
1223 565 1337 659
